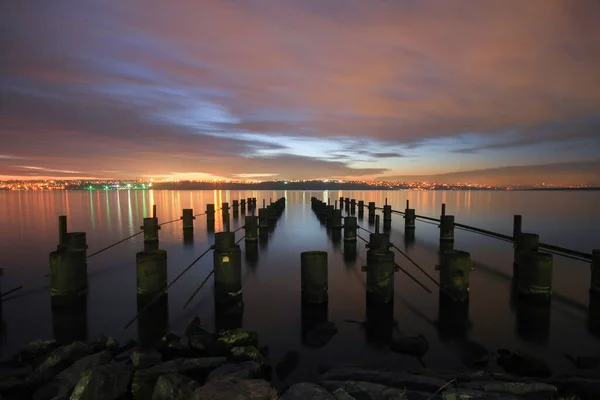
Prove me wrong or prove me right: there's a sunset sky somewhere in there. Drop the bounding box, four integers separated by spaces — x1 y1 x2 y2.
1 0 599 184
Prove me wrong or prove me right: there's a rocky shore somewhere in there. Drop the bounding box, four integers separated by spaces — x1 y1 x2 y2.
0 317 598 399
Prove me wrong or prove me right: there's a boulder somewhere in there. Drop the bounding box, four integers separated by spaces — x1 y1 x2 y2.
192 377 274 400
35 342 95 375
207 362 262 382
458 381 557 396
281 382 334 399
331 388 355 400
390 335 429 358
305 322 338 348
319 380 407 399
152 373 199 400
186 317 216 352
70 363 133 400
275 351 300 381
217 328 259 348
231 346 264 364
131 349 162 369
496 349 552 377
456 341 490 368
442 388 520 399
319 368 447 392
18 340 59 363
131 357 226 400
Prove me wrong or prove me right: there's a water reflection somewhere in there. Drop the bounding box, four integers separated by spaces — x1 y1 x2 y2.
245 242 259 268
515 299 551 344
404 229 415 246
301 301 328 347
215 297 244 332
183 229 194 246
137 294 169 348
259 230 269 250
52 301 88 344
365 299 394 347
343 242 357 264
330 229 342 248
207 220 215 233
437 293 472 342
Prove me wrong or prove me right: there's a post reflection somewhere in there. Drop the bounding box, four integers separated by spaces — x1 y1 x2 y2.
52 300 88 344
245 242 259 269
343 242 357 265
183 229 194 246
137 294 169 348
436 293 471 342
515 299 551 344
259 230 269 250
404 229 415 246
215 297 244 332
365 299 394 347
301 301 328 347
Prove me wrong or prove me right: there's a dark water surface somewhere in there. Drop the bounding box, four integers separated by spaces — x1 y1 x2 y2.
0 190 599 379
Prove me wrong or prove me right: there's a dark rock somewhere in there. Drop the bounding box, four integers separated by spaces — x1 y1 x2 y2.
442 388 520 399
275 351 300 381
186 317 216 351
231 346 264 364
185 317 203 336
131 357 226 400
217 328 259 348
113 340 138 361
259 346 269 357
305 322 338 348
0 365 32 381
35 342 95 375
192 377 273 399
550 377 600 400
457 341 490 368
152 373 199 400
497 349 552 378
565 355 600 370
319 380 407 399
331 388 355 400
319 367 447 392
390 335 429 358
18 340 59 363
33 350 114 399
459 381 557 396
131 349 162 369
70 363 133 400
207 361 263 382
281 382 334 399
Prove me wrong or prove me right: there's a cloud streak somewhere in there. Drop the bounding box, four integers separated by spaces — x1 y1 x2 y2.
1 0 600 183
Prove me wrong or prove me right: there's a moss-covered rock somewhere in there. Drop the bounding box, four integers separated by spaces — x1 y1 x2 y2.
319 368 447 392
192 377 274 400
152 373 200 400
217 328 259 348
207 362 263 382
231 346 264 364
131 349 162 369
35 342 95 375
70 363 133 400
18 340 59 363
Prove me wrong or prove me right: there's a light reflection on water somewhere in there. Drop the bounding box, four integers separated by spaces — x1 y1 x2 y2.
0 190 598 378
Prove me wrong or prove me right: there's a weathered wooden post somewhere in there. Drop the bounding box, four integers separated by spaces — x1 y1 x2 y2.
244 216 258 243
516 252 553 304
382 198 392 231
404 200 416 231
514 233 539 272
49 232 88 307
339 197 344 210
439 204 454 243
368 202 376 222
358 200 364 218
513 215 522 239
267 204 277 227
332 209 343 230
343 216 357 262
345 198 350 210
364 228 394 304
58 215 67 249
350 199 356 214
258 208 268 231
438 250 472 302
301 251 328 304
136 250 167 298
152 204 157 219
206 204 215 222
213 232 242 305
326 205 334 227
140 217 160 251
591 249 600 294
232 200 239 217
181 209 194 231
222 202 229 219
240 199 246 213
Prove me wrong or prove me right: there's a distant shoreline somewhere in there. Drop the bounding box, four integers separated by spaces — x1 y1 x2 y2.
1 186 599 191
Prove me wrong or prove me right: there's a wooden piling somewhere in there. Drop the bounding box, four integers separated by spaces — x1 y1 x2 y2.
50 232 88 307
222 202 229 218
439 250 472 302
140 217 160 243
439 215 455 242
343 216 357 242
152 204 157 219
58 215 67 248
181 209 195 230
350 199 356 214
368 202 376 219
514 233 539 271
332 209 343 229
383 204 392 230
240 199 246 213
365 232 394 303
516 251 553 303
301 251 328 304
213 232 242 304
206 204 215 222
513 215 523 239
244 216 258 242
404 208 416 230
136 250 167 296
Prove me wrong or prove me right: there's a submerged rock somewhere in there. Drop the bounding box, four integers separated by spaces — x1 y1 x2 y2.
497 349 552 377
206 361 263 382
275 350 300 381
152 373 199 400
457 341 490 368
231 346 264 364
281 382 334 399
390 335 429 358
132 357 226 400
187 317 216 351
192 377 274 400
71 363 133 400
305 322 338 348
319 367 447 392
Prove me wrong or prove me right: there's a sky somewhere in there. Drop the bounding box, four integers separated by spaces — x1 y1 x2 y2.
1 0 600 185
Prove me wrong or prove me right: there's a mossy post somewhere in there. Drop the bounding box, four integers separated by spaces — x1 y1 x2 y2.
267 204 277 226
301 251 328 304
50 232 88 307
181 209 194 230
332 209 343 230
404 200 416 232
365 231 394 304
244 215 258 243
439 214 455 243
213 232 242 305
514 233 539 274
240 199 246 213
58 215 67 249
439 249 472 302
358 200 364 218
258 208 268 231
517 251 552 304
206 204 215 222
382 199 392 231
141 217 160 251
222 202 229 220
136 250 167 297
368 202 376 224
591 249 600 294
344 216 357 243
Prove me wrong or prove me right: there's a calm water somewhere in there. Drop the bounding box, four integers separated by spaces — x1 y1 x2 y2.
0 190 599 379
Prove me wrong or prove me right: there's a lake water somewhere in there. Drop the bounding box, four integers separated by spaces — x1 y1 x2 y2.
0 190 599 380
